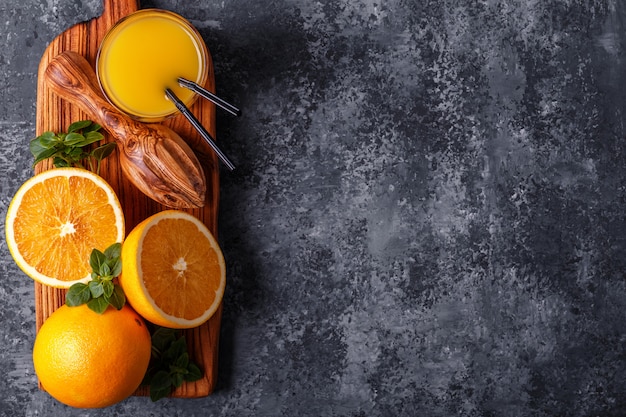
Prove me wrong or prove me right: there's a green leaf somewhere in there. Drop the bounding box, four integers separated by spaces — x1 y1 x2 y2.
66 146 86 159
52 157 71 168
32 147 61 165
149 370 173 396
65 283 91 306
171 372 184 388
29 120 113 169
151 327 177 357
167 337 187 360
104 243 121 260
149 385 172 402
108 285 126 310
100 262 111 277
108 258 122 278
29 138 48 157
91 142 116 162
89 249 107 275
87 296 109 314
29 135 56 158
82 122 102 133
68 120 93 132
36 131 58 147
88 140 105 168
185 363 202 382
66 244 125 313
63 132 86 146
175 352 189 369
150 371 171 389
88 280 105 298
144 327 204 402
82 131 105 145
102 279 115 298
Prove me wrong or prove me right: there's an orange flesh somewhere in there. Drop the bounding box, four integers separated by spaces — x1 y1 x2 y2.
140 218 221 320
12 176 120 282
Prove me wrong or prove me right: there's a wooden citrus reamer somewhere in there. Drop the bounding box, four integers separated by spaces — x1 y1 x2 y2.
44 50 207 209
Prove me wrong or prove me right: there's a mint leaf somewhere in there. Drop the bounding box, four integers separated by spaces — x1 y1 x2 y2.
68 120 93 132
63 132 86 146
66 283 91 306
89 249 107 274
175 352 189 369
150 327 177 356
185 363 202 382
41 131 58 143
104 242 121 259
109 258 122 279
102 280 115 298
149 371 173 401
108 286 126 310
99 262 111 277
31 146 60 165
82 122 102 133
65 243 125 313
33 131 57 149
91 142 116 162
171 372 184 388
52 157 71 168
151 370 173 391
168 337 187 359
30 120 113 170
87 296 109 314
83 131 105 145
28 132 57 158
144 327 203 401
88 280 104 298
66 146 85 159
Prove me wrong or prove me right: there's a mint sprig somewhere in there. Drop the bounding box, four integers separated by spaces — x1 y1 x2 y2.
143 327 203 401
30 120 115 174
65 243 125 314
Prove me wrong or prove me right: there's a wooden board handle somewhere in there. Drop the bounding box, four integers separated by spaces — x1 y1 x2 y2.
102 0 141 27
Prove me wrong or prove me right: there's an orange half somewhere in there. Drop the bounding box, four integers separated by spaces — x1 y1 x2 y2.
120 210 225 328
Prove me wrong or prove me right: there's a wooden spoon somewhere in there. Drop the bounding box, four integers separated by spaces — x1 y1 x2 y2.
43 50 206 209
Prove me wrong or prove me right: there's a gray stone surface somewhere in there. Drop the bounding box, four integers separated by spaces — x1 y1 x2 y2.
1 0 626 416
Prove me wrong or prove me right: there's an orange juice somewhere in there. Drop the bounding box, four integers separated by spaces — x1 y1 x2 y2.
97 9 208 122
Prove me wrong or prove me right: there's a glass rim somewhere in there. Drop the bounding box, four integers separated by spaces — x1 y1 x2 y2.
96 8 209 123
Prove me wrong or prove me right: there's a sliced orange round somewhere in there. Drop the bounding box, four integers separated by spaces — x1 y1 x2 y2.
5 168 124 288
120 210 225 329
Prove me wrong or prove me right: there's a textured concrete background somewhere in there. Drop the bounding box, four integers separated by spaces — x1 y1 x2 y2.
2 0 626 416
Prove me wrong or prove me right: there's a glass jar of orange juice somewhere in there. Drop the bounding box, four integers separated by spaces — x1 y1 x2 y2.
96 9 208 122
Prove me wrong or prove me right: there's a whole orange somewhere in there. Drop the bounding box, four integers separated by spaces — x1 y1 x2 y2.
32 304 151 408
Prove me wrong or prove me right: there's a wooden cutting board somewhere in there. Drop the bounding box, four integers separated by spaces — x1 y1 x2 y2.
34 0 222 398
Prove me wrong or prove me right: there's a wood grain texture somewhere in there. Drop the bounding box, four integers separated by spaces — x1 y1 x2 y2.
34 0 222 398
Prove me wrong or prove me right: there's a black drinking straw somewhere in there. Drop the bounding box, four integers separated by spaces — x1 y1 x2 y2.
165 88 236 171
178 77 241 117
